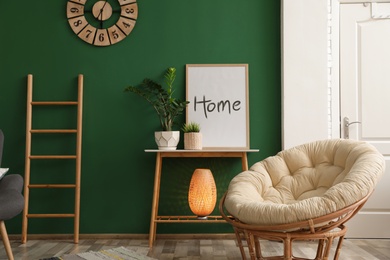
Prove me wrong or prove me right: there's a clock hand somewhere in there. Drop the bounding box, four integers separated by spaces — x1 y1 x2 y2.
97 0 108 29
98 0 109 21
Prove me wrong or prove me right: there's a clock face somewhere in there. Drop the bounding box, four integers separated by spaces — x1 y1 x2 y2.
67 0 138 46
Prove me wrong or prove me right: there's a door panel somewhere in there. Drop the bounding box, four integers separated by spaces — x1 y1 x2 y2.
360 20 390 139
340 3 390 238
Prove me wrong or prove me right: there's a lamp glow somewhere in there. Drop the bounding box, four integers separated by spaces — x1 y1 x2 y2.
188 168 217 219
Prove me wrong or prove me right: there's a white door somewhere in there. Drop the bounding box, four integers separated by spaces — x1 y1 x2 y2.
340 2 390 238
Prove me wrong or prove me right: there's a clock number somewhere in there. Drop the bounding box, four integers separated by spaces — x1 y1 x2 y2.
116 17 136 35
98 33 105 42
112 30 119 39
74 19 83 27
68 16 88 34
125 8 134 14
108 25 126 45
85 29 93 39
67 2 85 19
94 29 110 46
122 21 131 29
121 3 138 19
78 24 96 44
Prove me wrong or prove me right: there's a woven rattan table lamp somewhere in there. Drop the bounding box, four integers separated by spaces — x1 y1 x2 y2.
188 169 217 219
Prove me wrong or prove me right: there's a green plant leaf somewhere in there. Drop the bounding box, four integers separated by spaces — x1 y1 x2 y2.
124 67 190 131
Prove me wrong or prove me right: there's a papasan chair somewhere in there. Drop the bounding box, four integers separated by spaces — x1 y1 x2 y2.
220 139 385 260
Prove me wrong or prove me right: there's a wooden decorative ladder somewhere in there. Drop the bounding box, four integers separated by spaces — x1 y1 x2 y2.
21 74 83 244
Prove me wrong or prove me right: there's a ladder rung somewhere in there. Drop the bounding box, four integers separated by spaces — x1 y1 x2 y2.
31 101 78 106
28 184 77 189
29 155 77 159
27 213 75 218
30 129 77 134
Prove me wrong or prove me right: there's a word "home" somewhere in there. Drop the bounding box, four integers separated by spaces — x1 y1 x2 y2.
193 95 241 119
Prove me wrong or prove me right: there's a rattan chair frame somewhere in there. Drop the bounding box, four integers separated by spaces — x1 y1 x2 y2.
219 191 371 260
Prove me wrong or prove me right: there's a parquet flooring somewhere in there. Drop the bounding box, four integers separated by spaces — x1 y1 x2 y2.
1 238 389 260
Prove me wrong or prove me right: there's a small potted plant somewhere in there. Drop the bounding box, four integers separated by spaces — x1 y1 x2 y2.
182 122 202 150
124 67 189 150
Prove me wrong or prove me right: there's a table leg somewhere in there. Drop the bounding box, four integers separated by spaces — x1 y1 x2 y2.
241 152 249 171
149 152 162 247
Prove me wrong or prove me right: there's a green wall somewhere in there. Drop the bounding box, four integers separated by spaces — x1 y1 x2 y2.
0 0 281 235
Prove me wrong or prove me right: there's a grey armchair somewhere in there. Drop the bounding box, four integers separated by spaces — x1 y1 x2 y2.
0 130 24 260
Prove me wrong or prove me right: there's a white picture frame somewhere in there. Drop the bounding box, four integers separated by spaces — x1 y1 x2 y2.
186 64 249 149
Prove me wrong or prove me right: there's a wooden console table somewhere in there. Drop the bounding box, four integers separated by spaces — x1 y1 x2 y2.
145 149 259 247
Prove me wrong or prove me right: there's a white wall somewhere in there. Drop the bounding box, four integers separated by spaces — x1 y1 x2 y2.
282 0 330 149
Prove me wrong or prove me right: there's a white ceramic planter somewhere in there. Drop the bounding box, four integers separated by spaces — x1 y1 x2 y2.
154 131 180 150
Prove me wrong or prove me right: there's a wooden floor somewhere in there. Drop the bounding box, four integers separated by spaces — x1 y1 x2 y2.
1 238 390 260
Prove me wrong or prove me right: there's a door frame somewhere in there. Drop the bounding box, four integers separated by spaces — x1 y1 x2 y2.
282 0 388 149
282 0 339 149
282 0 390 239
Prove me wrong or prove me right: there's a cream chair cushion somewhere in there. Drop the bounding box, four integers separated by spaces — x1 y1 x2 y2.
225 139 385 225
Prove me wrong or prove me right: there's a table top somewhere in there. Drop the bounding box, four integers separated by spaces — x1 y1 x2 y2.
145 149 259 153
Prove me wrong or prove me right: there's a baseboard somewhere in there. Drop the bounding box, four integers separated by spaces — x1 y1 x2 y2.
9 233 236 241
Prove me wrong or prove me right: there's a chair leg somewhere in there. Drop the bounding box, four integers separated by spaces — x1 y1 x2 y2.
234 228 247 260
254 236 263 259
245 231 257 260
323 237 334 260
333 236 345 260
315 239 325 259
0 221 14 260
283 236 293 260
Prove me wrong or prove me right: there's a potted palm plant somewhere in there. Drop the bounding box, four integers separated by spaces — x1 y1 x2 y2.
182 122 202 150
124 67 189 150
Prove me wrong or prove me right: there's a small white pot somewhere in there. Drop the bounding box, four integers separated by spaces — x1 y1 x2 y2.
154 131 180 150
184 132 202 150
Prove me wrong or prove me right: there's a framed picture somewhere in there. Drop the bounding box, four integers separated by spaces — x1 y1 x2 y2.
186 64 249 149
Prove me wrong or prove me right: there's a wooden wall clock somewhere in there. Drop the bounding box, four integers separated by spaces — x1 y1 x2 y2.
66 0 138 46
